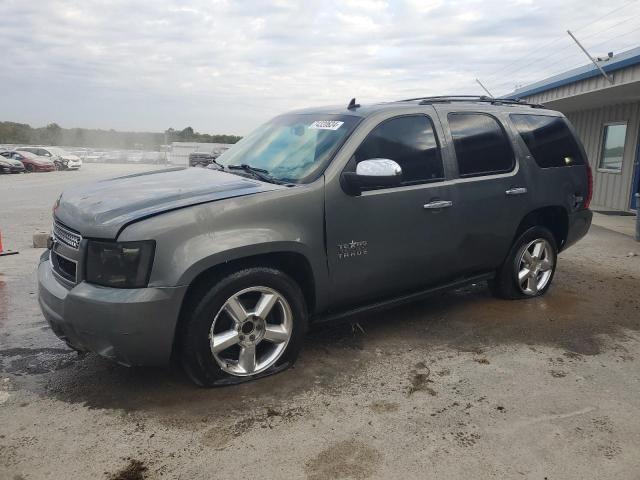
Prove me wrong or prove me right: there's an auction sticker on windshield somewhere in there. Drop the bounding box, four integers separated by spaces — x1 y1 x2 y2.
309 120 344 130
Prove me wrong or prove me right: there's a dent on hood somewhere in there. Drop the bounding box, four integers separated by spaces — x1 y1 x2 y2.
54 167 284 238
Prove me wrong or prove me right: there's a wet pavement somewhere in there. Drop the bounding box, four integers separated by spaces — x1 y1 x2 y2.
1 164 639 479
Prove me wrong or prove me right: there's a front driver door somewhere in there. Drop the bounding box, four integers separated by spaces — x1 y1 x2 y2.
325 112 460 310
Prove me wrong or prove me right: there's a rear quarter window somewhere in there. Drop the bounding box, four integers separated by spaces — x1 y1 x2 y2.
510 114 585 168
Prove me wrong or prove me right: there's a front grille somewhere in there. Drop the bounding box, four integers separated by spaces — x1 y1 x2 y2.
51 251 77 283
53 221 82 250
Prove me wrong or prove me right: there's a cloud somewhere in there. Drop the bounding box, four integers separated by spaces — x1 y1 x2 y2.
0 0 637 134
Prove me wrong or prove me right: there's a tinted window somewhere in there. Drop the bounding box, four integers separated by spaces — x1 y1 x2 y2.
448 113 514 177
354 115 443 184
599 123 626 172
511 114 585 168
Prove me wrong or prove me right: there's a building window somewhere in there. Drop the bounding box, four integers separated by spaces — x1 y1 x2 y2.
599 123 627 172
447 113 515 177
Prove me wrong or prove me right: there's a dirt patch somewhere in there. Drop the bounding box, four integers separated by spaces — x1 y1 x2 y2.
368 401 399 413
107 459 147 480
0 347 79 375
408 373 437 396
453 431 480 447
474 357 490 364
304 439 382 480
201 406 306 450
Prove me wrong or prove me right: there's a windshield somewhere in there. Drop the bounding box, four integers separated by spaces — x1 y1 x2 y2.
216 113 360 183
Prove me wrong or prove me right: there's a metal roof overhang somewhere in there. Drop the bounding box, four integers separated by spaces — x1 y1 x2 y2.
541 79 640 112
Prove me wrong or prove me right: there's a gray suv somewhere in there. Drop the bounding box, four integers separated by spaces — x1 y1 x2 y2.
38 96 593 386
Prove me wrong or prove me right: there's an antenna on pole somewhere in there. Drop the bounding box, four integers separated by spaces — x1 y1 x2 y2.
567 30 614 84
475 78 495 98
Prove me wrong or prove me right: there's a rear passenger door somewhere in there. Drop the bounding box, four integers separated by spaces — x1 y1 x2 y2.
436 107 530 273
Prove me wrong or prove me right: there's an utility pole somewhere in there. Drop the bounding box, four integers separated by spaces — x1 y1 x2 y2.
475 78 495 98
567 30 614 84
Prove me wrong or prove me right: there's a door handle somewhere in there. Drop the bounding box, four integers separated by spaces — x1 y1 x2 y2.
505 187 527 196
423 200 453 209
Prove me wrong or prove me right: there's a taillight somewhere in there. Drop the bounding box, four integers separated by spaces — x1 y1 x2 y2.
585 164 593 209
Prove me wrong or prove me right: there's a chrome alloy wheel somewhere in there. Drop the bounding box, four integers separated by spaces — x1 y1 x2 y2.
517 238 554 296
209 286 293 376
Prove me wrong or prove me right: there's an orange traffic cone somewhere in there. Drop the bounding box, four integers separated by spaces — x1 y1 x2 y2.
0 230 19 256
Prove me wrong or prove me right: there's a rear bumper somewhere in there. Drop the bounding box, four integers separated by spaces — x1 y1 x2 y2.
563 208 592 251
37 250 187 366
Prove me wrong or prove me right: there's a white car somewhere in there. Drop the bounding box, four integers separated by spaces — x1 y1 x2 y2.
18 146 82 170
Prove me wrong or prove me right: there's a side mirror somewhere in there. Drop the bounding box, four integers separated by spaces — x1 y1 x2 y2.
342 158 402 195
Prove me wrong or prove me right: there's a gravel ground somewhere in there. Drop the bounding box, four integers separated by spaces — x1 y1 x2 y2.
1 164 639 479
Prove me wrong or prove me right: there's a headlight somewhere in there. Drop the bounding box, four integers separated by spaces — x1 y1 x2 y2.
86 240 155 288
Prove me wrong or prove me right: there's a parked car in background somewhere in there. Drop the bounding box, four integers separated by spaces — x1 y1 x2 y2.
144 151 167 165
127 151 145 163
104 151 128 163
18 146 82 170
0 151 26 173
189 152 217 167
3 150 55 172
189 148 229 168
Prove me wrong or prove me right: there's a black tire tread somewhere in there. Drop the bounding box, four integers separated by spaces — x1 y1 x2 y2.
490 226 558 300
178 267 307 387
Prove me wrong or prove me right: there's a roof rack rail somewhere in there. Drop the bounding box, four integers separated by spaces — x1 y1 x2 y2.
396 95 544 108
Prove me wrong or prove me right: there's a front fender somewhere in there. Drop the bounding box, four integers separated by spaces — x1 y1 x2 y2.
177 235 314 286
117 184 329 311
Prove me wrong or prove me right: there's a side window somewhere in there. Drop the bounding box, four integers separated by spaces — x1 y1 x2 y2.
354 115 444 185
598 123 626 172
510 114 585 168
448 113 514 177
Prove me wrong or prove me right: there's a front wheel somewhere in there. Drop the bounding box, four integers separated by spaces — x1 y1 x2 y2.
489 226 558 299
179 267 308 386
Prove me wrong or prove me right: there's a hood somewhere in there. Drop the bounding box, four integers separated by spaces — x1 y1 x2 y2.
61 154 81 161
54 167 286 238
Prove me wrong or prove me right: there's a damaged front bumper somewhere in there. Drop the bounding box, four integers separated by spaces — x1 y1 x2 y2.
37 250 187 366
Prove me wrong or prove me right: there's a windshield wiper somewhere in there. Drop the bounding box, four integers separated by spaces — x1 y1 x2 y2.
208 158 225 170
227 164 289 185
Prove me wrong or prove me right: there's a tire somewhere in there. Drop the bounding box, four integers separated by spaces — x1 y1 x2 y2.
179 267 308 387
25 164 34 173
489 226 558 299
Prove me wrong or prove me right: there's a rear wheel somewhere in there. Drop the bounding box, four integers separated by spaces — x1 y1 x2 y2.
489 226 557 299
179 267 308 386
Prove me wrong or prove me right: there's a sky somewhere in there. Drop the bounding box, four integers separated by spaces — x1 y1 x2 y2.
1 0 639 135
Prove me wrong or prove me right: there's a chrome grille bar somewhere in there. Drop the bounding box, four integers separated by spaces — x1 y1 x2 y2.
53 221 82 250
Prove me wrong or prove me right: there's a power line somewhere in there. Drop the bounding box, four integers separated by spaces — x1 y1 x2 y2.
490 31 640 95
486 21 640 87
485 17 640 81
483 0 639 80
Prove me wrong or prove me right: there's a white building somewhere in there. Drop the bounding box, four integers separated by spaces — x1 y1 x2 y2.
513 47 640 212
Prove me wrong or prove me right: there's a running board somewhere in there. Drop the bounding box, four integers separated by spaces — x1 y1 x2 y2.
313 272 494 326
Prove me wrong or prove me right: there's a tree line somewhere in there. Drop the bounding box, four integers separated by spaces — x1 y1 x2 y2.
0 122 242 150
